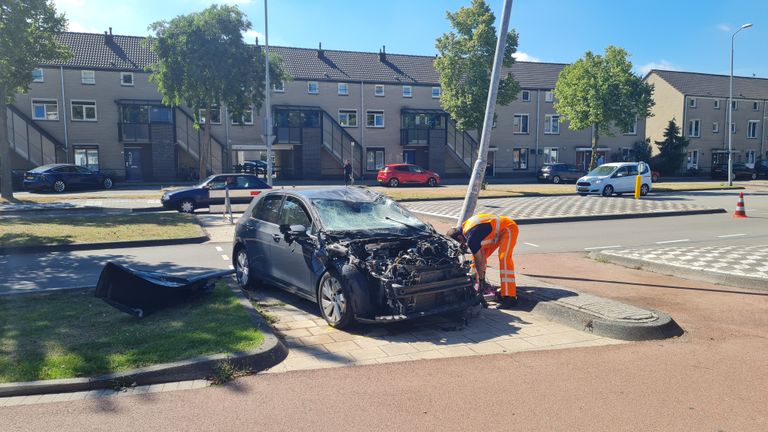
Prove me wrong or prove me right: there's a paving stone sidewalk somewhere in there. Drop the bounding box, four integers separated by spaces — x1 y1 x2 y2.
593 244 768 290
0 199 160 213
403 195 722 221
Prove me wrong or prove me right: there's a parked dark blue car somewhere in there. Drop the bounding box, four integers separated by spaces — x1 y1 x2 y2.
161 174 270 213
23 164 114 193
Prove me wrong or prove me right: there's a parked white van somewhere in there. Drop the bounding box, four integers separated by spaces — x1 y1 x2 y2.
576 162 652 197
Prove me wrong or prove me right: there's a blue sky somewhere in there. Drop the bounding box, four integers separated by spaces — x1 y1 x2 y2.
54 0 767 78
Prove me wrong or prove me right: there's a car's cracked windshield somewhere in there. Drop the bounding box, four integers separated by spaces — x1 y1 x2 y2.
311 196 427 233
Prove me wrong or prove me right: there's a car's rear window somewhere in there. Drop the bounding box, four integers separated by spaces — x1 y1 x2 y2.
29 164 58 173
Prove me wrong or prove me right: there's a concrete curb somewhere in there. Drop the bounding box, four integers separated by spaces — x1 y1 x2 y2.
590 251 768 292
0 233 210 256
0 285 288 398
412 207 726 224
491 274 683 341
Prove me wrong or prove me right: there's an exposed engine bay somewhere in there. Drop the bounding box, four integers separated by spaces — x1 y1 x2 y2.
325 233 476 320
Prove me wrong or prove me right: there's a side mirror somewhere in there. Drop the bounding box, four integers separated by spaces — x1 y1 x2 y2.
280 224 308 239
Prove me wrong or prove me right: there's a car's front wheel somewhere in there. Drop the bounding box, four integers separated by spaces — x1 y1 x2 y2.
602 185 614 197
751 172 758 180
102 177 114 189
318 272 354 329
640 184 650 196
551 175 562 184
179 199 195 213
53 180 66 193
388 178 400 187
427 177 437 187
235 246 257 290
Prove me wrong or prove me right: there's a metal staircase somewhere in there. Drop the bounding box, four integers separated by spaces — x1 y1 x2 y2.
445 117 478 173
5 104 66 168
320 110 363 178
175 107 225 174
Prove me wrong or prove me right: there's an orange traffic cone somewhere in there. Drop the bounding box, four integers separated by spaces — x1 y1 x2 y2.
733 192 748 218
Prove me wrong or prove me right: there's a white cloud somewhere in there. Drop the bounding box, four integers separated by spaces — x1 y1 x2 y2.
636 60 680 76
513 51 541 62
67 20 100 33
717 23 732 32
53 0 85 8
243 29 265 43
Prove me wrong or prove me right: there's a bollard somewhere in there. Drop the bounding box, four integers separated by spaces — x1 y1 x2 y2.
224 186 234 224
634 174 642 199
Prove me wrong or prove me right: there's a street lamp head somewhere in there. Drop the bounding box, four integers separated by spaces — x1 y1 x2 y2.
740 23 753 30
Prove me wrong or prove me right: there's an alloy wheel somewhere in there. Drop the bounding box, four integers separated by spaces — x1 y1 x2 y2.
427 177 437 187
179 200 195 213
388 178 399 187
53 180 66 193
320 275 346 325
103 178 113 189
236 249 250 288
552 175 561 184
640 184 650 196
602 185 614 197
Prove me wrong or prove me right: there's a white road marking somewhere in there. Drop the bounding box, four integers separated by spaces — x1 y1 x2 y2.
221 255 229 261
584 245 621 250
215 246 223 252
655 239 690 244
523 242 540 248
717 233 746 238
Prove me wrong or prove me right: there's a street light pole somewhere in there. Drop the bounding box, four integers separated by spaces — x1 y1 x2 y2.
728 23 753 186
263 0 274 186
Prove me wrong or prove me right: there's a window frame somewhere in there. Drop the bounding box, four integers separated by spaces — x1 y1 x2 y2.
366 110 385 128
338 109 358 128
273 81 285 92
712 122 720 133
543 147 559 164
120 72 134 86
513 113 529 134
365 148 385 171
338 82 349 96
402 85 412 98
252 194 284 225
689 98 697 108
753 101 760 112
544 114 560 134
688 119 701 138
431 87 441 99
31 99 59 121
747 120 759 139
374 85 385 97
73 146 100 171
511 148 529 170
71 100 98 122
521 90 530 102
731 100 738 111
624 117 638 135
544 90 554 103
231 107 254 125
81 70 96 85
198 106 222 125
307 81 319 94
279 196 313 229
32 68 44 83
713 99 720 110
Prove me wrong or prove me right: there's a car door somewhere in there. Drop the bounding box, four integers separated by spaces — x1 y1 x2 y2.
612 166 633 192
203 176 228 206
245 193 284 283
270 196 320 294
410 166 427 183
74 165 99 188
567 165 584 181
233 175 267 205
54 166 79 188
394 165 410 183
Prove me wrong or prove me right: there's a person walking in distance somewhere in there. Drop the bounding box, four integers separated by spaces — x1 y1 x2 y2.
343 159 354 186
447 213 519 309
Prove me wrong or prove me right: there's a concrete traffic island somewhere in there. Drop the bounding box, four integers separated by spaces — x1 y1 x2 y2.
488 273 684 341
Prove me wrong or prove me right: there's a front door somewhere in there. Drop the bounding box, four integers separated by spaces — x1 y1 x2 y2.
272 196 318 294
403 150 416 164
124 148 143 181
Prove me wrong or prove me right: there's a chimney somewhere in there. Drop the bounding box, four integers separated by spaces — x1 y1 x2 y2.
104 28 113 44
109 27 112 36
379 45 386 62
317 42 324 58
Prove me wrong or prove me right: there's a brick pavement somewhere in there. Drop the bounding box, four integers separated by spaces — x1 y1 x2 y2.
403 195 720 221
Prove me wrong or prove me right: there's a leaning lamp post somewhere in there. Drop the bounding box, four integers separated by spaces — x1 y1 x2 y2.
728 23 753 186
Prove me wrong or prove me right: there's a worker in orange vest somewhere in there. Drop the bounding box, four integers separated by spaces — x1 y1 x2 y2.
447 213 519 309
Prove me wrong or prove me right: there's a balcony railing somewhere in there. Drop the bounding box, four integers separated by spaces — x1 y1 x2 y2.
400 128 430 145
118 123 150 142
275 127 304 144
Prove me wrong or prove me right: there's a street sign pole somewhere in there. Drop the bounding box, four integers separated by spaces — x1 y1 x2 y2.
456 0 514 226
264 0 274 186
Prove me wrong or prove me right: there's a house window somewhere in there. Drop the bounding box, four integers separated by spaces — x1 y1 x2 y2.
431 87 441 98
366 110 384 127
689 98 697 108
402 86 412 98
624 117 638 135
338 83 348 96
513 114 529 134
307 81 319 94
688 119 700 137
199 106 222 124
120 72 134 86
544 90 553 103
747 120 759 139
731 100 738 110
621 148 634 162
366 148 385 170
713 99 720 110
712 122 719 133
544 114 559 134
511 148 528 170
32 68 44 82
71 100 97 121
338 109 358 127
753 101 760 112
521 90 530 102
687 149 699 169
31 99 58 120
731 122 736 133
231 107 254 125
273 81 285 92
74 147 99 171
374 85 385 96
81 70 96 85
543 147 558 164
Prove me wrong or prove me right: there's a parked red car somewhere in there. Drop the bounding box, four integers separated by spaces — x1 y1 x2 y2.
377 164 440 187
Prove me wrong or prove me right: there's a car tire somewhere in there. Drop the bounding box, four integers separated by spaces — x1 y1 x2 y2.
427 177 437 187
317 272 354 329
179 199 195 213
652 174 659 183
234 246 258 290
751 172 758 180
551 175 562 184
640 184 650 196
53 180 66 193
578 193 588 197
388 178 400 188
102 177 114 190
602 185 614 197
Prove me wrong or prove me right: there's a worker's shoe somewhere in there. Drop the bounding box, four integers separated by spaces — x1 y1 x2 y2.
496 296 518 310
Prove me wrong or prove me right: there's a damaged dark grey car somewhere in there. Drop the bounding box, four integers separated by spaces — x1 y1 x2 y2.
232 187 476 328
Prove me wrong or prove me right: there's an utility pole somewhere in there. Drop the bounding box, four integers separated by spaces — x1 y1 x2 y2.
262 0 275 186
456 0 514 226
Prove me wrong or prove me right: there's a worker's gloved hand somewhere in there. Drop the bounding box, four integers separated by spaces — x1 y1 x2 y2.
474 279 496 298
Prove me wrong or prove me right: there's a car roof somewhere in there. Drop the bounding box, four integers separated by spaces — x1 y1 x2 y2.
385 163 414 167
267 186 384 202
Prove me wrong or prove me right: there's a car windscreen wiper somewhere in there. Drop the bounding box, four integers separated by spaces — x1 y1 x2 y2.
384 216 431 234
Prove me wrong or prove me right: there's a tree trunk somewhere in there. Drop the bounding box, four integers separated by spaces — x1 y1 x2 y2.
0 86 14 200
589 123 600 171
199 107 211 181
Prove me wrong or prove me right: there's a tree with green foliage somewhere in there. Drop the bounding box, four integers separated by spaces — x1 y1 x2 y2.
654 119 689 175
148 5 287 180
434 0 520 137
631 138 652 162
554 46 654 171
0 0 71 200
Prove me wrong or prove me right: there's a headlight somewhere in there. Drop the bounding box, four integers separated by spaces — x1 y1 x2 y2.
162 193 169 201
593 180 602 184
